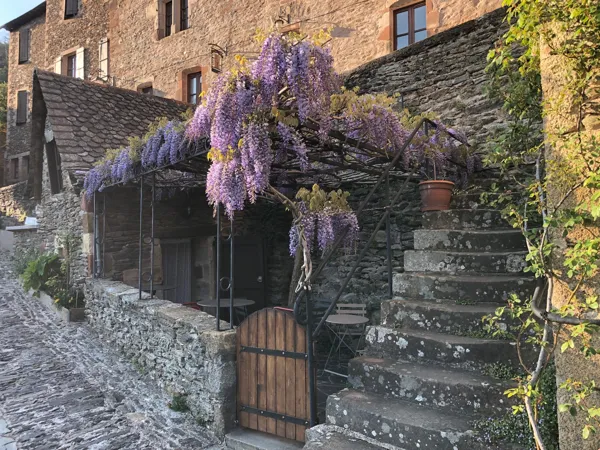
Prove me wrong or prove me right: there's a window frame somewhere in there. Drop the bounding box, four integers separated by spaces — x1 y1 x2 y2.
18 28 30 64
46 140 64 194
165 1 173 37
180 0 189 31
66 53 77 78
11 159 19 181
16 91 28 125
187 72 202 105
99 38 110 80
392 2 427 51
64 0 79 19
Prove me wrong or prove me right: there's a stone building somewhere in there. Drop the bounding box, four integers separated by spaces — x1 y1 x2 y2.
1 0 502 190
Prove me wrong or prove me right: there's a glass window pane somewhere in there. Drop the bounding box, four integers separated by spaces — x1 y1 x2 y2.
415 30 428 42
414 5 427 30
395 11 408 35
396 35 409 49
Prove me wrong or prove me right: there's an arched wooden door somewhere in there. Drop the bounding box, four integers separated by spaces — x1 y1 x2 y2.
237 308 311 442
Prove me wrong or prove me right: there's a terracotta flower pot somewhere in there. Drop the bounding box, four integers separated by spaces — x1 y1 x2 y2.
419 180 455 212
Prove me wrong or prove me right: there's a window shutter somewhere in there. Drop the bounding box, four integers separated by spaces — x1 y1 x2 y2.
75 47 85 79
54 56 62 74
16 91 28 124
99 38 109 80
65 0 78 17
19 29 30 63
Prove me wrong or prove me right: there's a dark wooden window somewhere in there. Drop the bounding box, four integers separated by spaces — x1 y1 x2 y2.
16 91 28 125
11 159 19 181
165 1 173 37
66 54 77 78
46 140 64 194
22 156 30 179
180 0 189 31
393 2 427 50
18 29 30 64
65 0 79 19
187 72 201 105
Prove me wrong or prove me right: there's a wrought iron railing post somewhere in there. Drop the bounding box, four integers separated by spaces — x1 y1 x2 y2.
215 203 221 331
138 176 144 300
386 173 393 299
150 172 156 299
102 194 106 278
229 217 234 330
306 289 317 427
93 192 97 278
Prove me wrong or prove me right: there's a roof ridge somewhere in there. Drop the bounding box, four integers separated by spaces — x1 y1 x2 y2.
34 69 190 109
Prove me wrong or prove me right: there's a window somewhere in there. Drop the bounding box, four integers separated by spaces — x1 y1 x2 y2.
211 49 223 73
99 38 109 80
19 29 30 64
180 0 189 31
11 159 19 181
22 156 30 180
46 140 64 194
65 0 79 19
393 2 427 50
66 53 77 77
139 85 154 95
187 72 201 105
16 91 28 125
165 1 173 37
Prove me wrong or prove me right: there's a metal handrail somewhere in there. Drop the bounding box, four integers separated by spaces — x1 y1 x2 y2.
292 118 468 338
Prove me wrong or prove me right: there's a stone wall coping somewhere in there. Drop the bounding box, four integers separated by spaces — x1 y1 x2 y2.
5 225 39 232
0 181 27 193
86 278 236 355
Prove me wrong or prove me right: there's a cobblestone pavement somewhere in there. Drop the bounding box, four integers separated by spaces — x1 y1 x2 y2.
0 251 223 450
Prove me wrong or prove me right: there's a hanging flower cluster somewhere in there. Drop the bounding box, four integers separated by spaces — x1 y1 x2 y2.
83 119 188 197
288 185 359 255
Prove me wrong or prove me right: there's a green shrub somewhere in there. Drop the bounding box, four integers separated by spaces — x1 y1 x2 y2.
21 253 61 294
13 247 43 275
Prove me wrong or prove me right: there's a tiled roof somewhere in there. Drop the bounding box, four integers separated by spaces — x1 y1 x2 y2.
1 2 46 32
34 70 189 175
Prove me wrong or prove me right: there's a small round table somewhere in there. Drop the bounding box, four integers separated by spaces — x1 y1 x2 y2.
197 298 256 325
323 314 369 377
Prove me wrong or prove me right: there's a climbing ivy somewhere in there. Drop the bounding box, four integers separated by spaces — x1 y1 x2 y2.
482 0 600 448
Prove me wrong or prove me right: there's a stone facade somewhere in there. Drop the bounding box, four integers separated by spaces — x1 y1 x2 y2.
0 181 36 222
5 13 46 185
346 8 508 148
85 278 236 438
109 0 501 100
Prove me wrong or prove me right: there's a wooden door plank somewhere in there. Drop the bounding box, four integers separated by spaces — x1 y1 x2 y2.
238 319 249 428
265 309 277 435
275 310 287 437
295 320 307 441
247 312 259 431
256 309 267 432
285 315 297 440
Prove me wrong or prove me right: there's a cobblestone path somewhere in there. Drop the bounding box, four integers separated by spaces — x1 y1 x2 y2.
0 251 221 450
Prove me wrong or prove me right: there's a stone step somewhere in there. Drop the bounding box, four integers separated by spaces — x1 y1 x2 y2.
413 229 526 252
392 272 536 304
364 326 521 371
348 356 514 416
404 250 527 274
422 209 509 230
326 388 492 450
225 428 303 450
380 298 500 332
304 425 391 449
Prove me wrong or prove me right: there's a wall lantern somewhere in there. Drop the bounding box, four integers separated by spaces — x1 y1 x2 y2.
209 44 226 73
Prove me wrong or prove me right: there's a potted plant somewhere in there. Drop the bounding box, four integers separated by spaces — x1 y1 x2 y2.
418 125 479 211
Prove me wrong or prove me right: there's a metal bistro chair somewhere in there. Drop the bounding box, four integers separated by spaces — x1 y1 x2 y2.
323 303 368 378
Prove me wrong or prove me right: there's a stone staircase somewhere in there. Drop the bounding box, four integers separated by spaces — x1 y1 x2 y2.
304 197 536 449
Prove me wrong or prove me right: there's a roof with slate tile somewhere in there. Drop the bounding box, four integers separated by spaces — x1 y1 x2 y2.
33 69 189 176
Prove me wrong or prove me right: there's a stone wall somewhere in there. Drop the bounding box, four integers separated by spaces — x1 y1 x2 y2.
85 278 236 438
0 181 36 223
311 178 421 321
108 0 501 101
6 13 46 184
345 8 508 148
